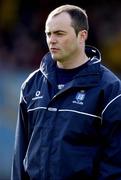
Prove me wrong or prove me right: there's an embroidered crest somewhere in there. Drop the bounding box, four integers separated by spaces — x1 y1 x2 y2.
72 90 86 105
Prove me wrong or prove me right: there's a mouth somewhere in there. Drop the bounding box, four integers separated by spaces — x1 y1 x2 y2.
50 48 60 53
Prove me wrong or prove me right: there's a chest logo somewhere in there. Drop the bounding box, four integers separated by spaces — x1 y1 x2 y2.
72 90 86 105
36 90 41 96
32 90 43 100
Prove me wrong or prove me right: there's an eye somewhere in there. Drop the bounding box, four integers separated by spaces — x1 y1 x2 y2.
56 32 63 36
56 32 65 36
45 32 51 37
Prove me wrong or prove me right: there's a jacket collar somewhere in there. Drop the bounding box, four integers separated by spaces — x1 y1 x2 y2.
40 45 101 87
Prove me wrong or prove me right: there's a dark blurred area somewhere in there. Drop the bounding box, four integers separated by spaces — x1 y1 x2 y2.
0 1 121 179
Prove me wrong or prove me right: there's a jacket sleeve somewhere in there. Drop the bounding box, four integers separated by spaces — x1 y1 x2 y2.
99 82 121 179
11 87 29 180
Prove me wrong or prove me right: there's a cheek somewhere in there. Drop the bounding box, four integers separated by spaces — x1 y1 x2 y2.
62 39 75 50
65 39 78 52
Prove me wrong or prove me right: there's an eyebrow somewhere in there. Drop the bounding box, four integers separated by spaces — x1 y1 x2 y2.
45 30 67 34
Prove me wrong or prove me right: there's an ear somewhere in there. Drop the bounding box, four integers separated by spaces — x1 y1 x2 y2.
78 30 88 41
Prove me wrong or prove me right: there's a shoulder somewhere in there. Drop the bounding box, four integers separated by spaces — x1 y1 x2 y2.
99 65 121 106
100 65 121 86
99 64 121 99
21 68 42 93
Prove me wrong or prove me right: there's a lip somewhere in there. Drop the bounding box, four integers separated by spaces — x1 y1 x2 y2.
50 48 60 52
50 48 59 53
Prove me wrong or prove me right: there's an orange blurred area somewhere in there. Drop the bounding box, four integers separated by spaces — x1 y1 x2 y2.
0 1 120 76
0 1 121 179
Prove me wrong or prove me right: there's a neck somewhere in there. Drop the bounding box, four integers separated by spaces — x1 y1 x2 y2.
57 52 89 69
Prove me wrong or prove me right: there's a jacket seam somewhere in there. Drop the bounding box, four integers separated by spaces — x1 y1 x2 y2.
101 94 121 116
27 106 101 120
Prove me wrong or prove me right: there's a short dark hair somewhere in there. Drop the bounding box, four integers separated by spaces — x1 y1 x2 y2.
47 4 89 35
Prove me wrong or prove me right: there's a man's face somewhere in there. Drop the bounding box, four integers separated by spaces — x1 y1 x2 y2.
45 12 82 63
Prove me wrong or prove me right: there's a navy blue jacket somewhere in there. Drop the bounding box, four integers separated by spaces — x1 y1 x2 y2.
11 46 121 180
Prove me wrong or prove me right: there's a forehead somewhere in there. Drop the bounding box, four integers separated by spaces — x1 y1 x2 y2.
45 12 72 31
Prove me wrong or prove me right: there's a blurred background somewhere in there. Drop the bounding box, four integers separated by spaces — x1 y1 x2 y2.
0 0 121 179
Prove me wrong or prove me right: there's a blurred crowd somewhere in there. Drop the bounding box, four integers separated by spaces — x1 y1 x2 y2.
0 0 121 179
0 0 121 74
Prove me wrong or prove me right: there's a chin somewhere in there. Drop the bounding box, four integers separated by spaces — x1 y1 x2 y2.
51 54 59 61
51 53 64 62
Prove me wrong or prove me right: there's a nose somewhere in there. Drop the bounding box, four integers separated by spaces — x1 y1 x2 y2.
49 34 57 44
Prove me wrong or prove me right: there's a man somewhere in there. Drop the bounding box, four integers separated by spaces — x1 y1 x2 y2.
11 4 121 179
